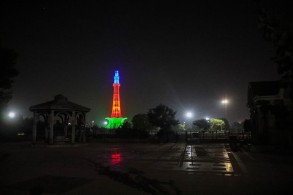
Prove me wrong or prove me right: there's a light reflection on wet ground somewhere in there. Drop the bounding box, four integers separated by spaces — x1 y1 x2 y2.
156 144 238 176
104 143 240 176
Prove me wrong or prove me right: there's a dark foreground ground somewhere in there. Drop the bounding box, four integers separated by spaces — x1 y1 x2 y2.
0 141 293 194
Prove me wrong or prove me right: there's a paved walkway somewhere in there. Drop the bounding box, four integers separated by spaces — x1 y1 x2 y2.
0 142 292 194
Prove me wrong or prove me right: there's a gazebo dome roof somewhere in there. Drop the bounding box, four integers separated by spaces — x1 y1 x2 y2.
30 94 90 112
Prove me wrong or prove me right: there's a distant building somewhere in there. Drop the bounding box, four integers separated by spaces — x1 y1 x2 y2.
247 81 293 145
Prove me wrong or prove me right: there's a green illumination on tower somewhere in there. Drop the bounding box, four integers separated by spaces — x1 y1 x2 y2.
105 70 127 129
105 117 127 129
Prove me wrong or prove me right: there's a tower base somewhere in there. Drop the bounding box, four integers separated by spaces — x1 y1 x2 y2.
105 117 127 129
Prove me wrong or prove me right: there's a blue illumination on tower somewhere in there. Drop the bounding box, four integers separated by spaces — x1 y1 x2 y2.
114 70 120 84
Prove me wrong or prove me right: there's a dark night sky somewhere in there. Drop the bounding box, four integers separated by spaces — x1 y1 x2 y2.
1 1 291 125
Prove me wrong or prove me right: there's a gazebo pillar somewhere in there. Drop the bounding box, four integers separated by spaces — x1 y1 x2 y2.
49 110 54 144
64 126 68 137
83 114 87 142
71 112 76 144
45 125 49 142
64 113 68 137
32 112 38 144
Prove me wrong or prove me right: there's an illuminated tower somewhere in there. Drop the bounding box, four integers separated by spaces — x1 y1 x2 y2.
111 70 122 117
105 70 127 128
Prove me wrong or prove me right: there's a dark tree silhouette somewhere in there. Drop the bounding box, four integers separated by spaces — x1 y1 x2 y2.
193 119 210 131
132 114 152 131
243 119 252 133
230 122 243 133
147 104 179 131
219 118 230 130
258 5 293 99
121 120 132 129
0 41 18 117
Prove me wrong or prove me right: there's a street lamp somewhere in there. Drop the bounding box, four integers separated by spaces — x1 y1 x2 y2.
185 111 194 131
221 99 230 135
8 111 16 119
221 99 229 118
185 111 193 119
221 99 229 105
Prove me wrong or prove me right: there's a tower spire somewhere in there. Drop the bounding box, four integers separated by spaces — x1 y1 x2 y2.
114 70 119 84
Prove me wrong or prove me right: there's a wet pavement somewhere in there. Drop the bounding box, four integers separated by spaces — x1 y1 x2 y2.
0 142 292 194
151 144 239 176
107 143 240 176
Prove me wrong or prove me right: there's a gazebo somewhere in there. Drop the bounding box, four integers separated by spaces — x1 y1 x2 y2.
30 94 90 144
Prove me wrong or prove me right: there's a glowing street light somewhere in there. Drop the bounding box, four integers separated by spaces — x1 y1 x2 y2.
185 111 194 131
221 99 229 104
8 111 16 119
185 112 193 119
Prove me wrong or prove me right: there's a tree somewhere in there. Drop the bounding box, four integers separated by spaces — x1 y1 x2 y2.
132 114 152 131
193 119 210 131
230 122 244 134
219 118 230 130
243 119 251 133
258 5 293 99
116 120 149 139
121 120 132 129
210 118 225 131
147 104 179 132
0 41 18 120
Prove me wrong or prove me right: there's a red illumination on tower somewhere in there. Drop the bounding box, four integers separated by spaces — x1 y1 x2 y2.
111 70 122 117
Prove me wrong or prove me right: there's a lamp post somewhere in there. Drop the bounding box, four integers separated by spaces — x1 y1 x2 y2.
221 99 229 119
221 99 229 135
185 111 194 130
184 111 193 142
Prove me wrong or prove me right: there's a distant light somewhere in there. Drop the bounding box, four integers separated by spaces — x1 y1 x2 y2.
68 122 71 125
205 117 210 121
91 120 94 123
103 121 108 125
221 99 229 104
185 112 193 118
8 111 16 119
